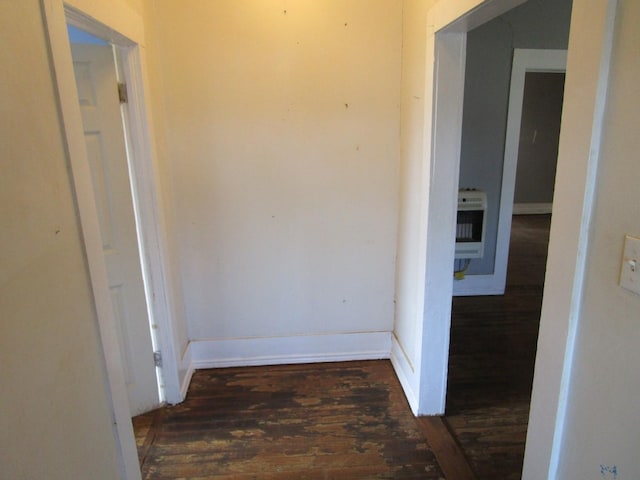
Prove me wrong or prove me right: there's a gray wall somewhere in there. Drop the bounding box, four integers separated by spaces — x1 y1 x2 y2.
514 72 565 204
458 0 572 275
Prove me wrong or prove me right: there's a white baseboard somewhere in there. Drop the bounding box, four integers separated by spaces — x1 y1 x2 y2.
390 335 419 414
452 273 505 296
178 345 194 403
513 202 553 215
187 331 392 370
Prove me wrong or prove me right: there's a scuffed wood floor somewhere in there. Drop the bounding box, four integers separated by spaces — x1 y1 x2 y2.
446 214 551 479
133 361 449 479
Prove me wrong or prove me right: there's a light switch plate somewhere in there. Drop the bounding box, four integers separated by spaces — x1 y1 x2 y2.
620 235 640 295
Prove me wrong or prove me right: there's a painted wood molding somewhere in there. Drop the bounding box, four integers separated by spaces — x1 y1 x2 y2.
178 345 194 402
513 203 553 215
453 273 505 296
187 332 392 370
390 336 420 414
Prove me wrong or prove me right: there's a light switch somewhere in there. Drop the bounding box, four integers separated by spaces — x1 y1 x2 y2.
620 235 640 295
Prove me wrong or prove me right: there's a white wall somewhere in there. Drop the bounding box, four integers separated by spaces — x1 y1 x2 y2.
0 1 122 477
148 0 402 362
556 0 640 476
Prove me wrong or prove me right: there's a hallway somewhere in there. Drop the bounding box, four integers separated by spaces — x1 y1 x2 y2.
446 214 551 479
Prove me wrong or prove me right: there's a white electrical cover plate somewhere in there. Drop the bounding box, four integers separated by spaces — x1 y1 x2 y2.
620 235 640 295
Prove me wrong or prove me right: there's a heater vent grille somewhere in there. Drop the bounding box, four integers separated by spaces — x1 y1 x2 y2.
455 190 486 259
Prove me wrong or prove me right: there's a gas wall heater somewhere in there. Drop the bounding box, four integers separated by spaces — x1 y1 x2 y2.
455 190 487 259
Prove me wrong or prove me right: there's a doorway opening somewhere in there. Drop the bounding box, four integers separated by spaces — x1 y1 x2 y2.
448 214 552 476
512 69 566 216
445 3 570 477
66 23 163 416
44 1 185 476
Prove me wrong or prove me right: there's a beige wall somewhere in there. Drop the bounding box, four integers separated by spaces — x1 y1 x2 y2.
0 1 121 478
556 0 640 476
523 0 640 476
148 0 402 341
123 0 144 15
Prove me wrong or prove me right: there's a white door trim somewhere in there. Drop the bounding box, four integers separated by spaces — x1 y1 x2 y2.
65 5 184 406
418 30 467 414
454 48 567 297
113 42 184 406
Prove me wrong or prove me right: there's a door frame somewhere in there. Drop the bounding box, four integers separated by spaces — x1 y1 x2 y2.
42 1 181 478
413 0 529 417
453 48 567 296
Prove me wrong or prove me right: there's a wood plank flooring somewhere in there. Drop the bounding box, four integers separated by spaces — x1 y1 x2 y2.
417 417 476 480
445 214 551 479
133 361 449 479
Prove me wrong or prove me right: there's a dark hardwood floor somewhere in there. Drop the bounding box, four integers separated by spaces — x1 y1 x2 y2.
132 214 549 479
133 361 450 479
445 214 551 479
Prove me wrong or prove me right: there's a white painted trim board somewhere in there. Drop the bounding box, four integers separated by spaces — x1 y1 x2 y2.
187 332 392 370
178 344 194 402
417 30 467 415
513 203 553 215
390 335 419 413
